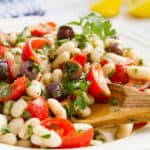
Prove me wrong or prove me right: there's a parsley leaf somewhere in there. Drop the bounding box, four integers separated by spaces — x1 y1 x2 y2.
69 13 116 41
41 133 51 139
1 127 9 134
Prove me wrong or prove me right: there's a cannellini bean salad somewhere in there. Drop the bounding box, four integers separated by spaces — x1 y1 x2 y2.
0 13 149 149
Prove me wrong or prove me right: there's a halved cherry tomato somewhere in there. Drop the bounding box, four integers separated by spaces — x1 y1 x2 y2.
41 118 75 136
22 38 51 64
0 76 26 102
110 64 129 84
71 53 87 67
31 22 56 36
27 96 49 121
134 122 147 130
60 128 94 148
0 46 9 57
41 118 94 148
7 59 14 79
87 63 111 102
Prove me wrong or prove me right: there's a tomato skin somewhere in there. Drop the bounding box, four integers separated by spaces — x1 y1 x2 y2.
71 53 87 67
87 63 111 102
0 76 26 102
110 64 129 84
31 22 56 36
60 128 94 148
7 59 14 79
41 118 94 148
0 46 9 57
100 59 110 67
134 122 147 130
27 97 49 121
41 118 75 136
22 38 51 64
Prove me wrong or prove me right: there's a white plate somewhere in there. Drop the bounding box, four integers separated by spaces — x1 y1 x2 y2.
0 17 150 150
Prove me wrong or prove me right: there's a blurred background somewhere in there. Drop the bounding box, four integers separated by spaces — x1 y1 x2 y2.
0 0 149 35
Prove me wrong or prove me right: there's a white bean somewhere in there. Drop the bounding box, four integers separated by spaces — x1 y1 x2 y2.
55 41 75 55
0 133 17 145
8 118 24 135
48 98 67 119
31 125 62 148
4 51 14 61
77 107 91 117
102 63 116 77
11 63 21 77
105 53 128 64
52 51 70 68
73 123 93 131
87 94 95 105
11 98 27 118
16 140 32 147
26 80 42 97
3 101 13 115
18 118 40 139
115 124 133 139
90 49 104 63
127 66 150 80
7 33 17 45
51 69 63 82
42 72 52 84
83 43 93 54
0 115 7 135
16 42 25 49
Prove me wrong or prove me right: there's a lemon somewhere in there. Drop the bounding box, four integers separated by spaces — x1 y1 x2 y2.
90 0 123 17
126 0 150 18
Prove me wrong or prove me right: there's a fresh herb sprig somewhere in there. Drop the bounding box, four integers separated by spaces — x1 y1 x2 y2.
69 13 116 47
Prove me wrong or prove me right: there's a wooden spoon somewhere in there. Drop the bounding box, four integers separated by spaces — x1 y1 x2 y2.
72 104 150 127
73 84 150 127
109 83 150 107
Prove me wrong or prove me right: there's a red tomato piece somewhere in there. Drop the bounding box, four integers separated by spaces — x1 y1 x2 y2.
7 59 14 79
87 63 111 102
60 128 94 148
71 53 87 67
41 118 94 148
27 97 49 121
134 122 147 130
31 22 56 36
41 118 75 136
100 59 110 67
0 46 9 57
0 76 26 102
22 38 51 64
110 64 129 84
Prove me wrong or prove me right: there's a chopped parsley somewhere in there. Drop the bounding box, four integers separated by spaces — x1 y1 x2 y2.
134 68 138 74
108 68 116 78
138 59 143 66
0 87 11 98
55 39 70 46
1 127 9 134
128 118 137 122
43 43 51 54
30 60 41 72
110 98 119 106
23 110 31 120
26 125 33 135
63 61 81 80
69 13 116 42
41 133 51 139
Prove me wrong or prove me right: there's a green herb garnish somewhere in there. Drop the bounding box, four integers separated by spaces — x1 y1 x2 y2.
69 13 116 42
23 110 31 120
1 127 9 134
110 98 119 106
108 69 116 78
41 133 51 139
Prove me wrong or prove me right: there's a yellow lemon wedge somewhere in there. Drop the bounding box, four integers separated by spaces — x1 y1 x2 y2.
90 0 123 17
126 0 150 18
